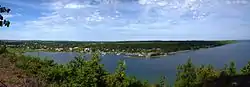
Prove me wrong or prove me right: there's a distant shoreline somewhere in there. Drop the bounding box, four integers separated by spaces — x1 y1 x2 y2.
121 42 237 58
3 40 237 59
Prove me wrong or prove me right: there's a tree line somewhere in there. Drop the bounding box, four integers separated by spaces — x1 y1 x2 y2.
0 40 235 53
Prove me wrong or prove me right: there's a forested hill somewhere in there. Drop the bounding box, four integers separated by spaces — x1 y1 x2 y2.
86 40 236 53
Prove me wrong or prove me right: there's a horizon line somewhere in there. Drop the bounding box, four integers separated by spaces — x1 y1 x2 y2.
0 39 246 42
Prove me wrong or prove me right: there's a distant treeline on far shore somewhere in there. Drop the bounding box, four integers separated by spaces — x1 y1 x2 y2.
0 40 236 55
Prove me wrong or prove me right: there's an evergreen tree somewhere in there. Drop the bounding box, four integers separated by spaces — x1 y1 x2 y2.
223 61 237 76
157 76 170 87
228 61 237 75
106 59 129 87
175 58 197 87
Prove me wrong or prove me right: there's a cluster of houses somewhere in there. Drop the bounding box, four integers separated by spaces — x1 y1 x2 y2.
54 47 92 52
22 45 167 57
24 46 92 52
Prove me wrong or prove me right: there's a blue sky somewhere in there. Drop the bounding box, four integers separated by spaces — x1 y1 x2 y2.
0 0 250 41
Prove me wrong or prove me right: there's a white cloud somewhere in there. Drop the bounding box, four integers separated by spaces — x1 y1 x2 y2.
0 0 249 40
64 3 85 9
0 0 46 10
1 13 22 19
1 14 14 18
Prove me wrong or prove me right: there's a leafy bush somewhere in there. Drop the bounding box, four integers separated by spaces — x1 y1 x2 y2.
195 64 218 83
241 61 250 74
0 45 8 54
174 58 222 87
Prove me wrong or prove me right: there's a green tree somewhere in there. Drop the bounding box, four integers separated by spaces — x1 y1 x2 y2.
105 59 147 87
156 76 170 87
175 58 197 87
0 5 11 27
195 64 218 86
228 61 237 75
106 60 129 87
65 53 108 87
223 61 236 76
241 61 250 74
0 44 8 54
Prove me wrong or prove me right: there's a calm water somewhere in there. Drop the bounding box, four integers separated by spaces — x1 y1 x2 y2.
25 41 250 84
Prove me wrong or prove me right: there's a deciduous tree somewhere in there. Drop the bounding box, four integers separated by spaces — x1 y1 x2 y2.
0 5 11 27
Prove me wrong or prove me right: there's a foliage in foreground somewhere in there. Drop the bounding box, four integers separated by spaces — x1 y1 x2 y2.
2 47 250 87
8 52 148 87
0 5 11 27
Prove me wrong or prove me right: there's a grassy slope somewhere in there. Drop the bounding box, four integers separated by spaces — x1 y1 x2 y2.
0 53 43 87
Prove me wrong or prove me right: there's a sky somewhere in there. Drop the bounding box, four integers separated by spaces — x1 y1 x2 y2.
0 0 250 41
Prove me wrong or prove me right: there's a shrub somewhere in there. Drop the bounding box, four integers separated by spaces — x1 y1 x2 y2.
241 61 250 74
